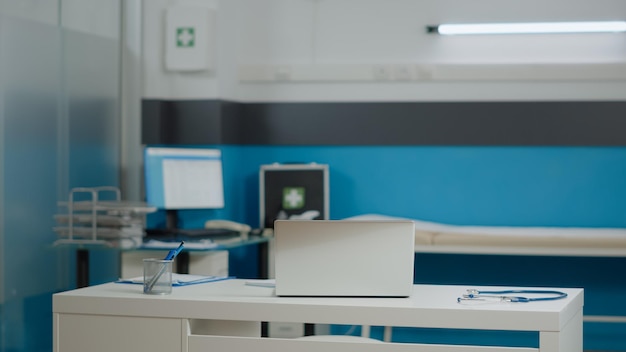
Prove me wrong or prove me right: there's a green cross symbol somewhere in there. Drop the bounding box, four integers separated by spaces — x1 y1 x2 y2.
176 27 195 47
283 187 305 209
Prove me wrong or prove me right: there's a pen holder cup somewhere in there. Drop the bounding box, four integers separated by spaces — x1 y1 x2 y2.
143 259 173 295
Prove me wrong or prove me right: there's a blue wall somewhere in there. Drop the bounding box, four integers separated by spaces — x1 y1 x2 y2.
223 145 626 227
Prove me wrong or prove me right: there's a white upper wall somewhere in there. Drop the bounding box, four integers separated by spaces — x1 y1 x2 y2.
238 0 626 64
143 0 626 101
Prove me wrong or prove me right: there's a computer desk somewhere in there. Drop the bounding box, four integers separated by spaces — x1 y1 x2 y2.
53 279 583 352
57 234 271 288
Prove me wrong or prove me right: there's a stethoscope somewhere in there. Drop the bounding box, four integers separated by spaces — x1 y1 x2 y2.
457 289 568 303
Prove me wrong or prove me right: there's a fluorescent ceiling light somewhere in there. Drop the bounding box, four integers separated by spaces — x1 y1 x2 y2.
428 21 626 35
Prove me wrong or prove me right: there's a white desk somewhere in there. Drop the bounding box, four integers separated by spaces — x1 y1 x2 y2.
53 280 583 352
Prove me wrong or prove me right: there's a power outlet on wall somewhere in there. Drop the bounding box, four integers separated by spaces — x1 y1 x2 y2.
393 64 414 81
372 65 393 81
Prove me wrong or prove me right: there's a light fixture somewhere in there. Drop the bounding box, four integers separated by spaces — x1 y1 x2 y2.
427 21 626 35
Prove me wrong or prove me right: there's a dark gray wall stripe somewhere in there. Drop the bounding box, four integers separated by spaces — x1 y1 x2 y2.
142 100 223 145
142 100 626 146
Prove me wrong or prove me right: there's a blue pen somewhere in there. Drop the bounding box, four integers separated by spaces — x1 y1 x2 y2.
165 241 185 260
146 241 185 292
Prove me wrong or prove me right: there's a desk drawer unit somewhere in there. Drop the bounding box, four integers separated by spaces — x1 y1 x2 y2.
54 314 183 352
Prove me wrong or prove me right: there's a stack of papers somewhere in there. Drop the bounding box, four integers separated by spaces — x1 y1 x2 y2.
117 274 232 286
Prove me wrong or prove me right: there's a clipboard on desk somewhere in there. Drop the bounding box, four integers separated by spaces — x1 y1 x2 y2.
117 273 233 286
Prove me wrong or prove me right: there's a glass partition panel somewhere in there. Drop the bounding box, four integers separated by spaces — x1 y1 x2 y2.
0 1 122 351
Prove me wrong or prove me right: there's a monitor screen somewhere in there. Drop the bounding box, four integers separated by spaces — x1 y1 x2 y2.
144 147 224 209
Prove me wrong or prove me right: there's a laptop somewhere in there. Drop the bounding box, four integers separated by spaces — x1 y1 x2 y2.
274 220 415 297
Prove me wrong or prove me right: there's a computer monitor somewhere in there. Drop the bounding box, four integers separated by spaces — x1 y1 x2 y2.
143 147 224 210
